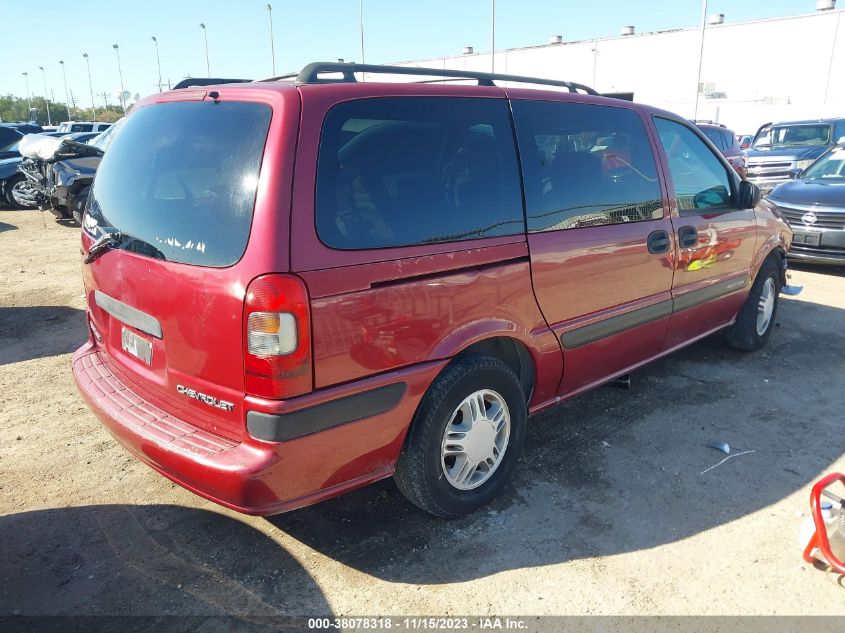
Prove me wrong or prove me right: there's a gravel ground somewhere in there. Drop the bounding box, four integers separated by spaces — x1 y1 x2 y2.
2 208 844 627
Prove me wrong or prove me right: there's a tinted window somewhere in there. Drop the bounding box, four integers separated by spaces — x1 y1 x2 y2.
0 127 22 150
702 128 725 150
834 120 845 143
512 101 663 232
654 117 732 212
85 101 271 267
721 130 737 150
70 124 93 132
316 97 523 249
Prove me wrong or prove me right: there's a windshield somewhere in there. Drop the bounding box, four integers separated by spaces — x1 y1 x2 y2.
752 124 831 149
85 100 271 267
89 118 124 150
802 147 845 180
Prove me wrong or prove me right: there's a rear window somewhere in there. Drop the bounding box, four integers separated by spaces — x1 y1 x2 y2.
70 124 93 132
315 97 524 250
85 101 271 267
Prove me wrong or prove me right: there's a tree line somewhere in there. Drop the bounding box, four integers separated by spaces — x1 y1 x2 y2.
0 95 123 125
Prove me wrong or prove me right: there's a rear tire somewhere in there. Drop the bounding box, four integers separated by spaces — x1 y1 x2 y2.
394 355 527 518
725 257 781 352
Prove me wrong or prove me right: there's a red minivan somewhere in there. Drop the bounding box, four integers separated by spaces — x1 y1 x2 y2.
73 63 792 518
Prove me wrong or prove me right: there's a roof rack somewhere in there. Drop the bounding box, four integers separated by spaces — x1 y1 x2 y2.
692 119 726 128
263 62 599 95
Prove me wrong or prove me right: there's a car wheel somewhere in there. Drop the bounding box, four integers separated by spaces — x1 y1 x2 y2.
725 257 781 352
394 355 527 518
5 175 38 210
70 185 91 224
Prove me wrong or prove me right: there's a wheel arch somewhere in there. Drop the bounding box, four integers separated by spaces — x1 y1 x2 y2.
455 336 536 403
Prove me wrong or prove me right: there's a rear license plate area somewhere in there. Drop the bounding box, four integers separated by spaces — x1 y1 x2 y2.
793 230 821 246
121 327 152 365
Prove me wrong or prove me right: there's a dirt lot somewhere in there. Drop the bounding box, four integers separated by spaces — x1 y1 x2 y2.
2 208 845 625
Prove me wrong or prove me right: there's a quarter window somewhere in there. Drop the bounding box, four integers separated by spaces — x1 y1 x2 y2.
315 97 524 250
654 117 733 212
511 101 663 233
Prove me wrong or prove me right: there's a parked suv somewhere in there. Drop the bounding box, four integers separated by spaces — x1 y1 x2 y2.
73 63 792 518
56 121 112 134
694 121 746 178
745 117 845 194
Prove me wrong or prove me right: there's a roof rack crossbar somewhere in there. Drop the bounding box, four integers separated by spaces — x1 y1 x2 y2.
290 62 599 95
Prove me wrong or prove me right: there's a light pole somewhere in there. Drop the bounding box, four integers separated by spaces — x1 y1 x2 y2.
151 36 163 92
38 66 52 125
200 23 210 77
491 0 495 73
113 44 126 113
59 60 71 119
22 72 31 111
266 4 276 75
359 1 365 65
83 53 97 122
693 0 708 120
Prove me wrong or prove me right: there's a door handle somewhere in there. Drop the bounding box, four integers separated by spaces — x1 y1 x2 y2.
678 225 699 249
647 229 670 254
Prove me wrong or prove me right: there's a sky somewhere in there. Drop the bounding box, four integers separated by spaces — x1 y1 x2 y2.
0 0 825 107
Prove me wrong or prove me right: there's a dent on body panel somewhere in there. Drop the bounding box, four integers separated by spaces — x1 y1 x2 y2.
310 262 543 388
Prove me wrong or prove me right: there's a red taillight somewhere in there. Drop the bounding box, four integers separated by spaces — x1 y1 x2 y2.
244 274 312 399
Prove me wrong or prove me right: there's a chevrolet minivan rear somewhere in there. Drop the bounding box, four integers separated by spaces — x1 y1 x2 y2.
72 86 326 512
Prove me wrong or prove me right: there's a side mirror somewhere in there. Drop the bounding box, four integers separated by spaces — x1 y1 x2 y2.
738 180 761 209
788 167 802 180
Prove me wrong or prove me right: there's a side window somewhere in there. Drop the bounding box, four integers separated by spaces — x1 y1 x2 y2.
315 97 524 250
702 128 725 150
722 130 737 150
511 101 663 232
834 120 845 144
654 117 733 213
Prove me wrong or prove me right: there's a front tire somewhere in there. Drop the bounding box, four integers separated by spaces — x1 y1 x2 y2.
70 185 91 224
725 257 781 352
5 174 38 210
394 355 527 518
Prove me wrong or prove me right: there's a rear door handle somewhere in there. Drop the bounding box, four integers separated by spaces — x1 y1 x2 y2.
647 229 670 254
678 225 699 249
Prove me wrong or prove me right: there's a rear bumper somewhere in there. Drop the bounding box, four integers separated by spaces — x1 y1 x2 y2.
73 341 445 514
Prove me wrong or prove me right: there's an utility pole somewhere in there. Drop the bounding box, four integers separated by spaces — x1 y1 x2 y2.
98 91 110 110
22 72 31 111
200 23 210 77
69 89 78 114
113 44 126 113
824 9 842 106
151 36 163 92
38 66 52 125
59 60 71 119
491 0 495 73
359 0 365 65
267 4 276 75
83 53 97 121
693 0 708 120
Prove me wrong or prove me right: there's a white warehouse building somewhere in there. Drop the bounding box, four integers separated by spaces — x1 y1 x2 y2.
391 3 845 135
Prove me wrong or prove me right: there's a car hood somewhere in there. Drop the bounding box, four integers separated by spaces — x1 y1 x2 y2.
0 156 23 167
769 179 845 208
746 145 830 161
0 156 23 178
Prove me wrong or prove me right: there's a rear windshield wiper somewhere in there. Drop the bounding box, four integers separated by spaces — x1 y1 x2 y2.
83 227 122 264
